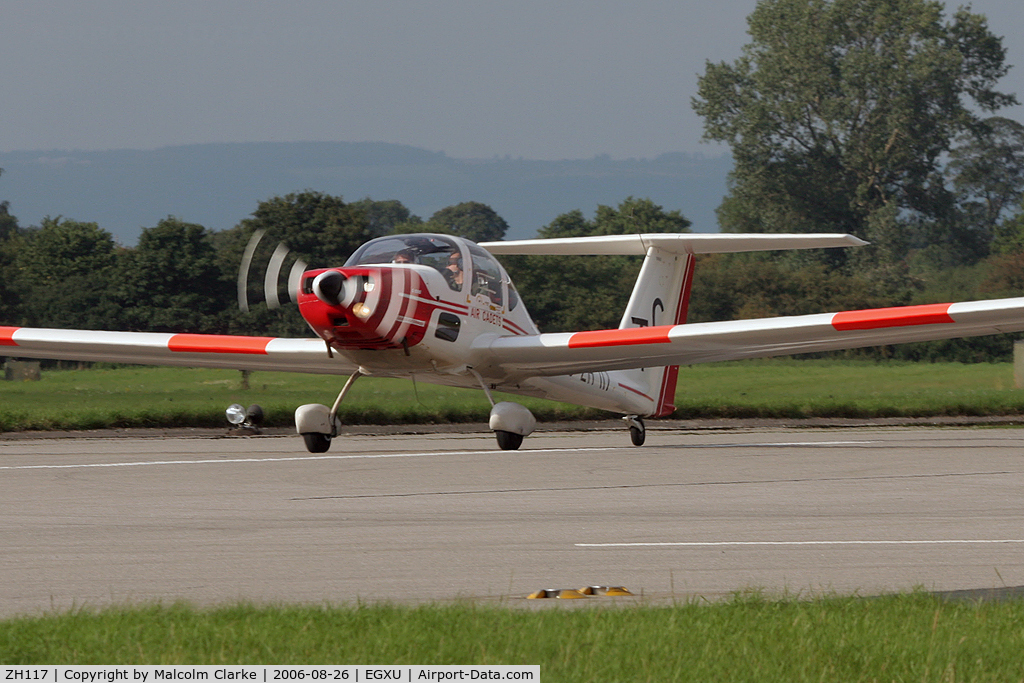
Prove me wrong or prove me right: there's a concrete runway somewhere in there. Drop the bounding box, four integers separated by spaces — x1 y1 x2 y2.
2 425 1024 615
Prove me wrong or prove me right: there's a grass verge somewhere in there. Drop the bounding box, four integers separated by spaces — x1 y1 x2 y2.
2 359 1024 432
3 594 1024 681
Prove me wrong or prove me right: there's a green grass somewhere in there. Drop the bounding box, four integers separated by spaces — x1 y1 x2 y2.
672 359 1024 419
3 594 1024 680
2 360 1024 432
0 365 596 432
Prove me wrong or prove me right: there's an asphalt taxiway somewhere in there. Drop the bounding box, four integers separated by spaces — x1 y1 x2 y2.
2 425 1023 615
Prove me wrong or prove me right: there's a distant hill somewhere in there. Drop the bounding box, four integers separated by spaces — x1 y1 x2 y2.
0 142 731 244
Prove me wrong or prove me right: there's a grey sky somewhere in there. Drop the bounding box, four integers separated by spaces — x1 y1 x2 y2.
2 0 1022 160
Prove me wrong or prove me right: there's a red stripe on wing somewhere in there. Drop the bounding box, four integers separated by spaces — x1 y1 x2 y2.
567 326 673 349
832 304 954 331
168 334 274 354
0 326 19 346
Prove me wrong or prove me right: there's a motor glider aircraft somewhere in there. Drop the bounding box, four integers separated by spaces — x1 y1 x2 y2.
4 231 1024 452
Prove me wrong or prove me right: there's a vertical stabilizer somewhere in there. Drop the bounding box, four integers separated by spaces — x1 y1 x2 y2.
616 247 695 416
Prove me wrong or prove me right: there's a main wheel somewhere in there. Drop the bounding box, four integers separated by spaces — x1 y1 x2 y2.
302 432 332 453
629 418 646 446
495 430 524 451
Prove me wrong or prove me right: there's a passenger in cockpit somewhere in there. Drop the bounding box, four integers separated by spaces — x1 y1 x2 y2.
444 252 464 290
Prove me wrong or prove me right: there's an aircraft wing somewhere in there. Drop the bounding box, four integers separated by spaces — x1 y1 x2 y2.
480 232 867 255
0 327 357 375
7 298 1024 381
475 298 1024 378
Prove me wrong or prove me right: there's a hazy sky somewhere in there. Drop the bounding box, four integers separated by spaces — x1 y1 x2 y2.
3 0 1022 160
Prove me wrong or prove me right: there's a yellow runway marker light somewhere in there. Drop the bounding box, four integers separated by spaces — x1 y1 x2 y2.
526 588 589 599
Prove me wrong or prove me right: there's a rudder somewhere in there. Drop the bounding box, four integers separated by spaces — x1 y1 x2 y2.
617 247 695 417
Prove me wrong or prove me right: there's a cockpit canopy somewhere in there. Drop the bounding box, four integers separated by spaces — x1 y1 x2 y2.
347 234 458 269
345 233 519 310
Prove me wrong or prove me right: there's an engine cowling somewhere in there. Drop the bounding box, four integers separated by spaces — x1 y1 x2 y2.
298 265 433 351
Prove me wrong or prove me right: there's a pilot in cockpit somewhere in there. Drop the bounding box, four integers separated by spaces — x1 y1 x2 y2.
392 249 417 264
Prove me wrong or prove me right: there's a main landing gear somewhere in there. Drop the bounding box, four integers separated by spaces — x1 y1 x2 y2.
471 369 536 450
625 415 646 446
489 403 535 450
495 429 524 451
294 371 648 453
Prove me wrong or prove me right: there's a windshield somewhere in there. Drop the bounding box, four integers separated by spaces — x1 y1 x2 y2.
466 243 504 307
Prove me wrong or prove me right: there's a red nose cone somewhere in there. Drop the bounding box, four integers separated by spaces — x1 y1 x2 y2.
297 266 431 351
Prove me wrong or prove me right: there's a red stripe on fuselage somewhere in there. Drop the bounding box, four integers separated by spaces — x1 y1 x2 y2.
618 383 654 402
832 303 954 331
503 319 529 336
168 334 273 354
568 326 672 348
0 326 19 346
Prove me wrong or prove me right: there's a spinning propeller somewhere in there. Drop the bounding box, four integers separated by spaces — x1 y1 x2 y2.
236 229 308 312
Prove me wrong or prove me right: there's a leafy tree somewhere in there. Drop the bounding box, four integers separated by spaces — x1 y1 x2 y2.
687 253 890 324
993 200 1024 255
692 0 1017 260
348 198 423 237
12 217 122 329
0 200 21 324
0 200 15 242
424 202 509 242
949 118 1024 234
947 117 1024 258
503 198 691 331
224 191 375 268
590 197 692 236
119 217 230 333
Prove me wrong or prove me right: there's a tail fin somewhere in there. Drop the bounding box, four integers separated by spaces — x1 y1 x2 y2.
617 247 695 416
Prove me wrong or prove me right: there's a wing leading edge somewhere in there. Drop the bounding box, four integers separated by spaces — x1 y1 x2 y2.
479 233 867 256
0 327 356 375
473 298 1024 378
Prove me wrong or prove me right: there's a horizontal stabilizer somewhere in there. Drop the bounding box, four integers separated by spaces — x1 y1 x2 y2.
479 233 867 256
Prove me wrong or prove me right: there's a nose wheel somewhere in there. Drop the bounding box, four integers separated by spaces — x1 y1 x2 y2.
625 416 646 446
296 370 362 453
302 432 332 453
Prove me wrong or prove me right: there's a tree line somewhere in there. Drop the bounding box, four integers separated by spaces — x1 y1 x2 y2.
0 195 515 338
685 0 1024 360
0 192 695 336
3 0 1024 362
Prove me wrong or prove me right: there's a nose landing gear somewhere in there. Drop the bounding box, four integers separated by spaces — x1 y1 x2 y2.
295 369 363 453
302 432 332 453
